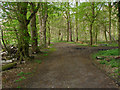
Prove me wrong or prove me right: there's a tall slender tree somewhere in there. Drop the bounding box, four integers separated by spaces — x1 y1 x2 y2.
30 2 39 53
43 2 48 47
108 2 112 41
75 2 79 42
118 1 120 51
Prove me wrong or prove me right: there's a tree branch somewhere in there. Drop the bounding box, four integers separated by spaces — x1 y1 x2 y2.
95 3 104 18
85 13 91 22
26 3 40 25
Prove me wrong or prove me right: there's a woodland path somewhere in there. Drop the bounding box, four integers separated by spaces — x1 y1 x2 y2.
25 43 118 88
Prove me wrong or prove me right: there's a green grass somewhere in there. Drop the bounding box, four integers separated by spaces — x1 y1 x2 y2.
17 72 32 76
97 41 118 47
67 41 98 47
93 49 119 68
34 60 42 64
108 59 119 68
48 47 56 52
67 42 75 44
75 43 88 46
99 60 108 64
93 49 119 59
54 41 67 43
98 59 119 68
15 76 26 82
107 43 118 47
43 54 48 56
17 86 21 88
92 45 98 47
49 44 54 46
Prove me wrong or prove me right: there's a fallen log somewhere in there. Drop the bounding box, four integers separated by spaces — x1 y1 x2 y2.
2 62 17 71
96 56 120 62
96 56 105 60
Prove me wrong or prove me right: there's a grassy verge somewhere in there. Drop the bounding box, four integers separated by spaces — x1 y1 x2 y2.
92 49 120 84
53 40 118 47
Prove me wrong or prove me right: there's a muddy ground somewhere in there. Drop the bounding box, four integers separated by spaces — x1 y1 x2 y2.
2 42 119 88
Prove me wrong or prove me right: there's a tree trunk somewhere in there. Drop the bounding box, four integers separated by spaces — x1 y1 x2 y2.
118 1 120 52
61 32 63 41
38 3 44 46
90 2 95 45
104 25 108 42
58 29 61 41
90 23 93 45
17 2 30 61
69 21 72 42
43 19 47 47
30 3 39 53
1 28 8 51
66 2 72 42
95 27 98 44
76 2 78 42
48 21 51 45
43 2 48 47
68 3 72 42
67 18 70 42
117 1 120 82
108 2 112 41
66 11 69 42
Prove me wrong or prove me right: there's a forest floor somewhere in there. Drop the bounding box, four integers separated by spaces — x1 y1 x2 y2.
2 42 119 88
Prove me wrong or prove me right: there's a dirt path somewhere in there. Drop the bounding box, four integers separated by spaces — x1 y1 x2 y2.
25 43 118 88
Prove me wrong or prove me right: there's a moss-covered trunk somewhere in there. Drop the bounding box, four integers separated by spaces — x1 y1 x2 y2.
118 2 120 53
17 2 30 61
30 3 39 53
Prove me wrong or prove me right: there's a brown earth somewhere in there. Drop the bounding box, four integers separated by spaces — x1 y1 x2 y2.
21 42 118 88
2 42 119 88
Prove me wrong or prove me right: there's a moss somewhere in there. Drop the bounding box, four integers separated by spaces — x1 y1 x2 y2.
2 62 17 71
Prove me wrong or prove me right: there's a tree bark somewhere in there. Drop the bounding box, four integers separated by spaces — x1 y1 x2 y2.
76 2 78 42
95 26 98 44
90 2 95 45
118 1 120 52
90 23 93 45
67 16 70 42
108 2 112 41
48 21 51 45
69 20 72 42
43 2 48 47
17 2 30 61
104 24 108 42
66 12 69 42
38 7 44 45
66 2 72 42
1 28 8 51
30 3 39 53
68 3 72 42
61 32 63 41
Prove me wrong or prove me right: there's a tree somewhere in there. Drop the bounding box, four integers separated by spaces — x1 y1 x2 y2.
118 1 120 52
43 2 48 47
17 2 30 61
66 2 72 42
75 2 79 42
1 2 40 61
108 2 112 41
47 21 51 45
30 2 39 53
17 2 40 61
